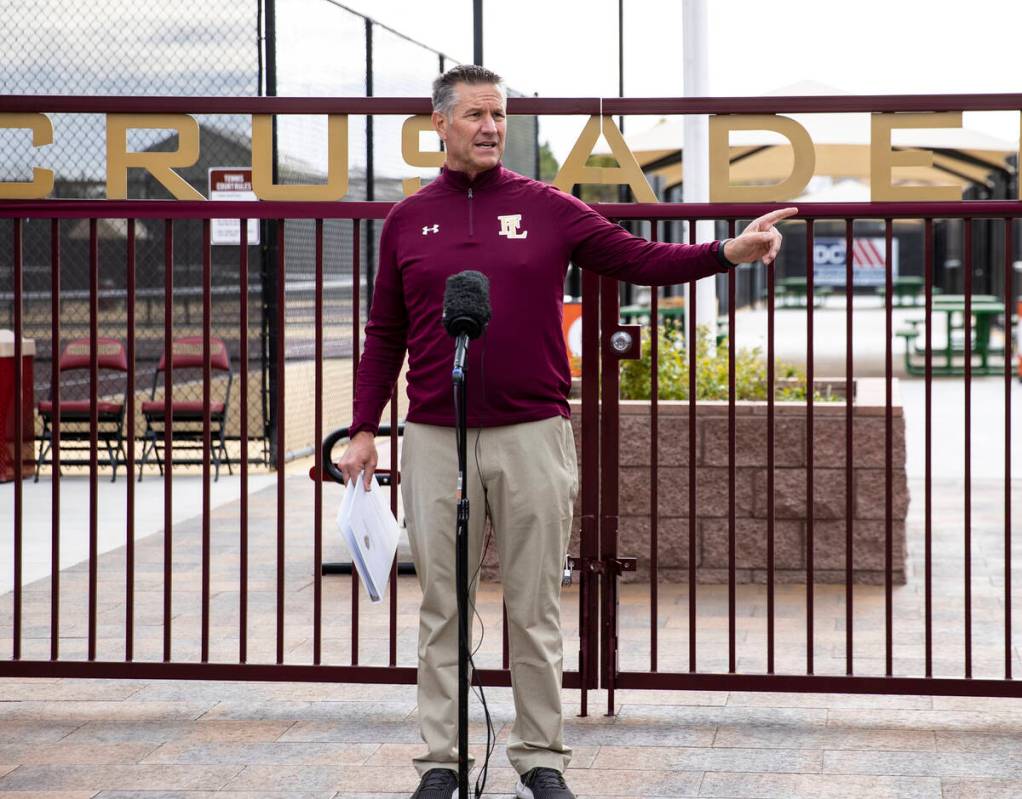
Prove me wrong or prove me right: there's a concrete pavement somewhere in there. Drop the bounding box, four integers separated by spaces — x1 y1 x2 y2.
1 298 1021 796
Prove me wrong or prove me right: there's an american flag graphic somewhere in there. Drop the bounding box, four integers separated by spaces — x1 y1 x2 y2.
813 237 898 287
850 237 886 269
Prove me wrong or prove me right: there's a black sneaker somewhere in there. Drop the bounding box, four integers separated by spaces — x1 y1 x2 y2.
410 768 459 799
516 767 576 799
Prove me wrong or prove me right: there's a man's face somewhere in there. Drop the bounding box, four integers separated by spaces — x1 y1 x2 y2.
432 82 506 178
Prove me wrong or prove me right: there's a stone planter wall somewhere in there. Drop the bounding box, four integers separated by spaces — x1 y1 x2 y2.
482 378 908 585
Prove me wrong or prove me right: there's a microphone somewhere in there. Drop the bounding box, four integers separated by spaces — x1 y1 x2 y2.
443 270 491 339
443 270 491 380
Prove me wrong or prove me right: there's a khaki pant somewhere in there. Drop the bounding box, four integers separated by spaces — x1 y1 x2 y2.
400 416 578 777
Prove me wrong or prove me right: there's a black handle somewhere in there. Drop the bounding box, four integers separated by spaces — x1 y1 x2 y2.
321 423 405 485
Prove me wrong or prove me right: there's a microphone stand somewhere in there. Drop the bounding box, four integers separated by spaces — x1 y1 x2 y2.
451 332 470 799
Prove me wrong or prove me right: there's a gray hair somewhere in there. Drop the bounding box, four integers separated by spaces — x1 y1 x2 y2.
431 64 506 118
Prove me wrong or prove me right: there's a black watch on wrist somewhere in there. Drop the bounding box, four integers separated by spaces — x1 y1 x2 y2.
715 238 738 270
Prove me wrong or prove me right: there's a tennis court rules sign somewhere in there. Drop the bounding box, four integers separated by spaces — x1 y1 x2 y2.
208 168 260 246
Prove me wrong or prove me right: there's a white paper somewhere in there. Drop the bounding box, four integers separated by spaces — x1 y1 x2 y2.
336 472 401 603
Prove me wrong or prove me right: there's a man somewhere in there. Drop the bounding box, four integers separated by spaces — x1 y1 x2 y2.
339 64 795 799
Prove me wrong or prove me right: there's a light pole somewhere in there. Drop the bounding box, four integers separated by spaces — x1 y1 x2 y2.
473 0 483 64
683 0 719 346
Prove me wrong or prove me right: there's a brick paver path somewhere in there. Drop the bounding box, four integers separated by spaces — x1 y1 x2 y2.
1 474 1020 797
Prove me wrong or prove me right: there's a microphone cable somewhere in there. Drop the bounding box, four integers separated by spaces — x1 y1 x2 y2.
466 427 497 799
467 327 497 798
452 381 497 799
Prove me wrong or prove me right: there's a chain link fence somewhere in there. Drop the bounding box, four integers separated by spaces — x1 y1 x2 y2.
1 0 538 472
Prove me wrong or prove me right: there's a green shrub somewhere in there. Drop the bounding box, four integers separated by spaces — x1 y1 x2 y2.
620 325 825 402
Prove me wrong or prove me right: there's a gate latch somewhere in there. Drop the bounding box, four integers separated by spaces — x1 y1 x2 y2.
605 324 641 360
564 555 637 584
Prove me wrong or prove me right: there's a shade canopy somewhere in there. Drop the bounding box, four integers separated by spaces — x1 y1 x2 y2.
595 81 1017 195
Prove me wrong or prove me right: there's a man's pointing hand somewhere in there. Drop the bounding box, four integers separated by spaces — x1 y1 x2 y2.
722 207 798 266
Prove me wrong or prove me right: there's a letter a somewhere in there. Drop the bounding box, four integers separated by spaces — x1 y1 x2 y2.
553 116 657 202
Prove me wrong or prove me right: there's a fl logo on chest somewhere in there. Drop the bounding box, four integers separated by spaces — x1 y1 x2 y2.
497 214 528 239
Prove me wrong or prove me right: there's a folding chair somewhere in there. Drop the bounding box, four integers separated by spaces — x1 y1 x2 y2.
36 336 129 483
138 335 233 481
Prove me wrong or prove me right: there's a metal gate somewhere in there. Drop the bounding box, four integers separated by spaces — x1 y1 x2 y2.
1 94 1020 715
589 201 1021 714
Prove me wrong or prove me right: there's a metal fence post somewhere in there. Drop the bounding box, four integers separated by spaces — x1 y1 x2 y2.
364 17 376 308
262 0 281 463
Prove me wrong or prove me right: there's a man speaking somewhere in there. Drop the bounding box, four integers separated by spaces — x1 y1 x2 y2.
339 64 795 799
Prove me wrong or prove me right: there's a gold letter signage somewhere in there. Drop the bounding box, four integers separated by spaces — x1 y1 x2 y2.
0 113 55 199
869 112 962 202
106 114 204 200
251 114 349 201
401 115 445 196
0 106 1011 203
709 114 815 202
554 115 657 203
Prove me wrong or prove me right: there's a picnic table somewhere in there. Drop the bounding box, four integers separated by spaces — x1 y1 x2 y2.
775 277 833 307
896 294 1010 376
620 296 686 326
775 276 936 307
876 276 934 306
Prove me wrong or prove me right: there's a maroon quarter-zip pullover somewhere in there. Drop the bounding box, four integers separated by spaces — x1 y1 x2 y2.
349 164 732 435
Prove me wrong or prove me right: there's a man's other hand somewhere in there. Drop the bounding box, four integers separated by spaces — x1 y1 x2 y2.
338 430 378 491
723 207 798 266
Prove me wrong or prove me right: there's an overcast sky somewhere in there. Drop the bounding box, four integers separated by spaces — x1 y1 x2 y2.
4 0 1018 182
336 0 1021 162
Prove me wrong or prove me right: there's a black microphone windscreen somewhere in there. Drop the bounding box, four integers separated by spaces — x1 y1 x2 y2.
443 270 491 339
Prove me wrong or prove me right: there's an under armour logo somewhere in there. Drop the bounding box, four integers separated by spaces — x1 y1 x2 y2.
497 214 528 239
422 224 439 235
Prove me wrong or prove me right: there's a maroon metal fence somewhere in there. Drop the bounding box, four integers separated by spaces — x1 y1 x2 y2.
596 201 1019 713
1 95 1020 716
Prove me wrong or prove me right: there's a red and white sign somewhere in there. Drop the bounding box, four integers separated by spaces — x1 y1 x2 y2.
563 301 583 376
813 236 898 287
208 168 260 246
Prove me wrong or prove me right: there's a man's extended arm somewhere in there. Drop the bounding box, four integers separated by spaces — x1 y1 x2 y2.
559 193 725 284
560 192 795 280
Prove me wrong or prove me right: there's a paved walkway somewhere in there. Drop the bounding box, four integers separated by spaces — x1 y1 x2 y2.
2 300 1020 795
0 473 278 595
1 674 1021 798
1 469 1021 797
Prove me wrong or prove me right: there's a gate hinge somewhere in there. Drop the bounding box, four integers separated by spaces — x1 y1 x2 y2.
566 555 637 577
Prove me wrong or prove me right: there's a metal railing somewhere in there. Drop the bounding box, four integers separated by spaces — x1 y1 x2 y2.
593 201 1019 713
1 94 1020 715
